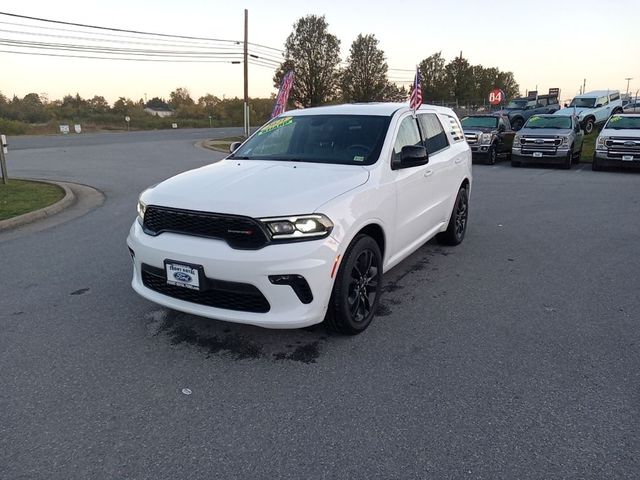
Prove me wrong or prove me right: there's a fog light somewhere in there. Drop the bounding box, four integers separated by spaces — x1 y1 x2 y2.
269 274 313 304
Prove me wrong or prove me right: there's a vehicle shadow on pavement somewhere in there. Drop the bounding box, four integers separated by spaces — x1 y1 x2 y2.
142 240 454 364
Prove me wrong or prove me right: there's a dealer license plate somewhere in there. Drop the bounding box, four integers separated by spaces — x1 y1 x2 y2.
165 262 201 290
622 155 634 161
533 152 543 158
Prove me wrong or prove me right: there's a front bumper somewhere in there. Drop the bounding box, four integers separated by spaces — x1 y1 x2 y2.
127 221 340 328
469 144 492 161
512 147 570 165
594 151 640 168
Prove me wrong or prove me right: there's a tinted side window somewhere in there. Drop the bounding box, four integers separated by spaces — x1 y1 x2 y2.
418 114 449 155
537 98 549 107
598 96 609 106
392 117 422 162
610 92 620 101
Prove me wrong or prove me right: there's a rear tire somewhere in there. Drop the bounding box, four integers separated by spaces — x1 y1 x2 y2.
511 118 524 131
324 235 383 335
437 186 469 246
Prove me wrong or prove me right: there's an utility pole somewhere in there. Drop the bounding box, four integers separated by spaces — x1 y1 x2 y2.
243 9 249 138
0 134 8 185
582 78 586 95
625 77 633 97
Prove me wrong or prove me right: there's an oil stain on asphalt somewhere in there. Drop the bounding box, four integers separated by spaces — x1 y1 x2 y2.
145 308 325 364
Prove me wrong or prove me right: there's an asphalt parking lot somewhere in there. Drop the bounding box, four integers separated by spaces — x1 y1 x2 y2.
1 130 638 479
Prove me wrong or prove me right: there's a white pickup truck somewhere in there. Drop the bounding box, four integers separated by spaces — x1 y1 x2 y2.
555 90 624 134
592 114 640 171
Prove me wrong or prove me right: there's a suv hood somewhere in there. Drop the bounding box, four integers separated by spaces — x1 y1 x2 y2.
517 128 572 137
141 159 370 218
600 128 640 139
556 107 591 118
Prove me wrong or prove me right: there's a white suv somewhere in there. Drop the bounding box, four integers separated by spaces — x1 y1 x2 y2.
556 90 624 134
127 103 472 334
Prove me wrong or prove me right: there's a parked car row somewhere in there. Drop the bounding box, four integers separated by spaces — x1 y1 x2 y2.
462 111 640 171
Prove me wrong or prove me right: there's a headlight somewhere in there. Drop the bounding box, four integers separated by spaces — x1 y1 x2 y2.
513 135 521 147
596 136 607 150
260 214 333 241
137 200 147 223
481 133 492 145
561 136 570 146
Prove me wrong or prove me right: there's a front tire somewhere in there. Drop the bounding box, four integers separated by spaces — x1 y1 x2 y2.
584 117 595 135
487 144 497 165
437 186 469 246
562 147 573 169
324 235 383 335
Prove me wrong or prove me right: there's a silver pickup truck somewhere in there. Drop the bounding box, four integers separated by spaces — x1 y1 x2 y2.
511 114 584 169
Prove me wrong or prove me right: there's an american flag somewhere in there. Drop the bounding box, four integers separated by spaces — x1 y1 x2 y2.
409 67 422 111
271 71 295 118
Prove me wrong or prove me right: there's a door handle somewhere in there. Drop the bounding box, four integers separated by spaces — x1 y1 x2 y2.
423 170 433 177
454 158 463 164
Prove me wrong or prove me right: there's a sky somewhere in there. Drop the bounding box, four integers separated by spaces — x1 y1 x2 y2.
2 0 639 104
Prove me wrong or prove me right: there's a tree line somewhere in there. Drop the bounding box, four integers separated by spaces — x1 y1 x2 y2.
0 88 276 134
274 15 520 107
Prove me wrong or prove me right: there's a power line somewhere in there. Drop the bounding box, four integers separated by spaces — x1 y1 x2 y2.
0 27 243 50
0 20 241 48
0 38 243 58
0 11 241 44
0 48 242 63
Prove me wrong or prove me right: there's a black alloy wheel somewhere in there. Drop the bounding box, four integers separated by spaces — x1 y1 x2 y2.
437 186 469 246
325 235 383 335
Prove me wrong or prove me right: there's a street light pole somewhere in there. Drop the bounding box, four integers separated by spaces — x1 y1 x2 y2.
625 77 633 97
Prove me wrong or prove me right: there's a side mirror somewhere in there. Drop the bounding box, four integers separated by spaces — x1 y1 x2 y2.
595 103 603 108
229 141 242 153
498 124 506 133
393 145 429 170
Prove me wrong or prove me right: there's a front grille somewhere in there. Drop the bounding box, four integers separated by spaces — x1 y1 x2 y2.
141 264 270 313
520 136 562 151
605 137 640 156
464 133 479 144
143 205 269 250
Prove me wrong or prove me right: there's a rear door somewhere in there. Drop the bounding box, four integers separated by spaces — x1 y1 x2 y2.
417 112 454 223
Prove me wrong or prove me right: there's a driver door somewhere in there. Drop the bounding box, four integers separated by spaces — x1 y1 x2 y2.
391 115 443 257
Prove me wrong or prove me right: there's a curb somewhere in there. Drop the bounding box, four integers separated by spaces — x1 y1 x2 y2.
0 179 76 231
196 140 228 153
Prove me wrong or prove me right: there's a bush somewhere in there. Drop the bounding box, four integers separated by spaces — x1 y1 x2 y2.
0 118 28 135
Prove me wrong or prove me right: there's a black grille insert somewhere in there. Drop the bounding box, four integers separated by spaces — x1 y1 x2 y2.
143 205 269 250
141 264 270 313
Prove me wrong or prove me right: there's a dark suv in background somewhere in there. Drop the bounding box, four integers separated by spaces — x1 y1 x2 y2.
461 114 515 164
499 94 561 130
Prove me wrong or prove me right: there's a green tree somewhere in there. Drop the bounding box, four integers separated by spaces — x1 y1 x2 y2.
341 34 391 103
20 93 49 123
197 94 220 116
274 15 341 107
418 52 449 101
169 87 194 110
87 95 110 114
445 55 475 103
146 97 170 110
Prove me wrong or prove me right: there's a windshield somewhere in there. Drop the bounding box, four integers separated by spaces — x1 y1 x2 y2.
605 115 640 130
570 97 596 108
506 100 527 109
525 115 572 129
231 114 391 165
461 116 498 128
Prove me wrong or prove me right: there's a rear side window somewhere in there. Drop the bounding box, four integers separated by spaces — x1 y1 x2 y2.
445 115 464 142
418 114 449 155
392 117 422 162
610 92 620 101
